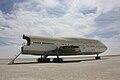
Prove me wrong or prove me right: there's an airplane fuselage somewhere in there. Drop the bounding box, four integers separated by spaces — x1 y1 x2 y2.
21 35 107 56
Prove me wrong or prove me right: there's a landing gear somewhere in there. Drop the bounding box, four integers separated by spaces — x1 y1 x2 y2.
53 58 63 63
53 55 63 63
95 54 101 60
37 58 50 63
37 55 50 63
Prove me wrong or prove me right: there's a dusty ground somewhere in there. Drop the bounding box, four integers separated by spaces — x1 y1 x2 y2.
0 55 120 80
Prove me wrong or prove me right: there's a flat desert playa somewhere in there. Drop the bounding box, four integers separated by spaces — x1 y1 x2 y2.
0 55 120 80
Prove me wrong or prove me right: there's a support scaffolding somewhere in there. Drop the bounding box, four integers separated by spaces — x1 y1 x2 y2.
8 50 21 64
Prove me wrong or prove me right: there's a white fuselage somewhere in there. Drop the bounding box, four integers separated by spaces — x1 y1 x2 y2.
21 35 107 56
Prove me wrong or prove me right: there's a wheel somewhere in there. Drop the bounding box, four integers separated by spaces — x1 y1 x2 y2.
37 58 50 63
45 58 51 62
37 58 41 63
53 58 63 63
95 56 101 60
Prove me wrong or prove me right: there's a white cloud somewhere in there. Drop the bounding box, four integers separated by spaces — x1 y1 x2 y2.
0 0 97 38
104 34 120 55
42 0 59 8
98 21 120 34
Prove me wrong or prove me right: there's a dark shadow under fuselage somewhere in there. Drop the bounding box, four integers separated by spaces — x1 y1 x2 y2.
8 58 108 65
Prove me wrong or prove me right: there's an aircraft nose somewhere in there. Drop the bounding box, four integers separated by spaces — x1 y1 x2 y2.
104 45 108 52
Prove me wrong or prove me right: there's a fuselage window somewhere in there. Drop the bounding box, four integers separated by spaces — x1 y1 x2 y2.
74 46 79 48
62 46 65 49
33 42 41 44
68 46 70 48
42 42 54 44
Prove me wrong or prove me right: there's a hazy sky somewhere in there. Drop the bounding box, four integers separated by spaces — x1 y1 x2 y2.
0 0 120 58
